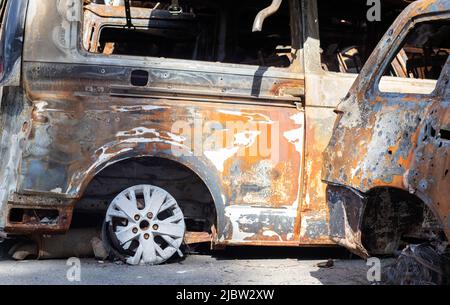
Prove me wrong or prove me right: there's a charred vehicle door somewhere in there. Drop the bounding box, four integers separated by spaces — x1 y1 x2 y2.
323 0 450 258
299 0 413 243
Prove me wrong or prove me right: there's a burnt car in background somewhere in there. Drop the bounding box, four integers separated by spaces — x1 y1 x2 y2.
0 0 425 265
323 0 449 283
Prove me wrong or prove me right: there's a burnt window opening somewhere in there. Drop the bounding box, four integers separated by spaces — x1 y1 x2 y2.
84 0 295 68
379 20 450 94
384 21 450 80
318 0 408 74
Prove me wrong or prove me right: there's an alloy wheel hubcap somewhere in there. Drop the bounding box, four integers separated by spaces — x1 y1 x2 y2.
105 185 185 265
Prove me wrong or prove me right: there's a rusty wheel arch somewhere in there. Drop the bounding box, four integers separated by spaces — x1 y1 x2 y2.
361 186 445 256
73 153 226 241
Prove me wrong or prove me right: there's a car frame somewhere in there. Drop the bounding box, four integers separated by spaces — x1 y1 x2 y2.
0 0 436 264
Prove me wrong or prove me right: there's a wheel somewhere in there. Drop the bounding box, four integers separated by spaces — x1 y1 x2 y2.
103 185 186 265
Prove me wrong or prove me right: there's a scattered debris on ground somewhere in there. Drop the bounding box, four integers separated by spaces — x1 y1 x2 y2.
8 229 99 260
316 259 334 268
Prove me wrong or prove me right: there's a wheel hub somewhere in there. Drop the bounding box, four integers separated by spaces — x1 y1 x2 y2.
105 185 186 265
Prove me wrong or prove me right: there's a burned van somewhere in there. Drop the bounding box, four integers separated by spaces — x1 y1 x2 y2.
0 0 417 265
323 0 449 283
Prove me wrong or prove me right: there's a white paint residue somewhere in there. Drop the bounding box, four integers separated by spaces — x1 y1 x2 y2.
120 138 185 149
239 216 257 225
34 101 48 112
224 206 256 241
305 193 311 207
287 112 305 209
234 131 261 146
0 133 22 227
299 215 316 238
343 98 363 129
167 132 186 143
69 132 191 193
300 216 309 238
142 105 164 111
283 128 303 153
116 127 159 138
351 166 361 179
204 131 260 172
114 105 167 112
225 206 297 242
204 147 239 172
219 110 242 116
283 112 304 153
117 129 185 144
290 112 304 125
291 198 300 210
91 148 133 171
262 230 282 241
71 147 134 193
51 188 63 193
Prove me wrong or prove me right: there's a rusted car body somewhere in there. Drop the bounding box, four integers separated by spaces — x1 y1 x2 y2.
0 0 425 259
323 0 449 259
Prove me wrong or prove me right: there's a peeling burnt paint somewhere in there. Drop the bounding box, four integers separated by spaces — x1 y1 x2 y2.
1 0 426 249
0 87 31 230
408 92 450 238
223 206 298 244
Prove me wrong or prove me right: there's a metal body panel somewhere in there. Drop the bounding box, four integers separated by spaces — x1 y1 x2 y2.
1 0 437 248
0 0 316 245
21 61 305 243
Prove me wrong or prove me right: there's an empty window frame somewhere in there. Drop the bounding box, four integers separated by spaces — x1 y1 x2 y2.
379 20 450 94
83 0 297 68
317 0 408 74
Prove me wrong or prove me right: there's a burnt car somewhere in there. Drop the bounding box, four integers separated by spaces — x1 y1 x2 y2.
323 0 449 283
0 0 421 265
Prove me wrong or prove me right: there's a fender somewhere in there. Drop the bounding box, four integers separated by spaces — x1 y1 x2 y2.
66 140 228 240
